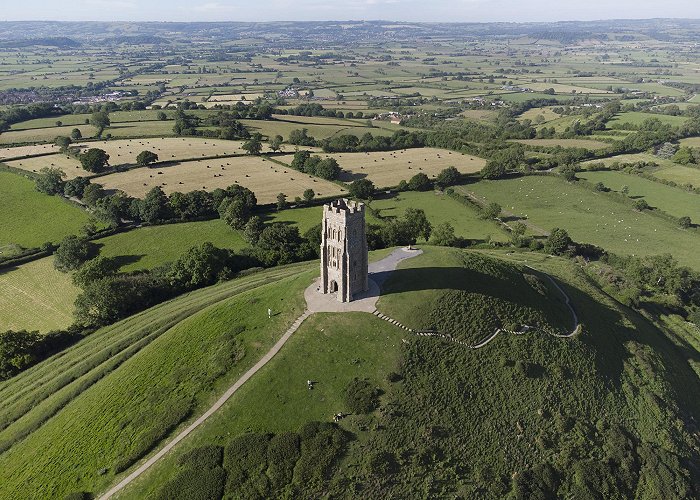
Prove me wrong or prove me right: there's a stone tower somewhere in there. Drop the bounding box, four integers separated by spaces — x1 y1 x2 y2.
320 199 369 302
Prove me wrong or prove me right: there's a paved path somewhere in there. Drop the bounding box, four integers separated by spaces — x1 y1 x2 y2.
304 247 423 313
100 310 311 499
101 247 424 498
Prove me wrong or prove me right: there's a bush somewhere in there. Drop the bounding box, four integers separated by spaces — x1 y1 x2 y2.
344 378 381 414
156 466 226 500
177 445 223 470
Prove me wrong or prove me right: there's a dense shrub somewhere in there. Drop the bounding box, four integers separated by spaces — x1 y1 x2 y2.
177 445 223 470
344 378 381 414
156 466 226 500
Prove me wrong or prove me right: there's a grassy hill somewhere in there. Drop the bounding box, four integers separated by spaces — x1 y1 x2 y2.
101 246 700 499
0 262 315 498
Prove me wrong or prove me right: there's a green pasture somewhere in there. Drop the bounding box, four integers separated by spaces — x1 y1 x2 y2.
0 171 93 249
463 176 700 269
95 220 247 272
607 111 688 128
369 190 509 243
0 257 78 332
578 170 699 219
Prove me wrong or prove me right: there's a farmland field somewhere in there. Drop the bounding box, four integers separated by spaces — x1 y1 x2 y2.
72 137 278 165
462 176 700 269
5 154 84 179
95 220 248 272
607 111 689 128
278 148 486 187
582 152 700 188
95 155 347 202
369 190 509 243
0 144 58 160
0 171 93 249
0 121 176 145
0 257 78 332
578 170 699 219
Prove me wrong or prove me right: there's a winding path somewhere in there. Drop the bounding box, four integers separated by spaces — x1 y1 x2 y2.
100 310 312 499
100 248 422 499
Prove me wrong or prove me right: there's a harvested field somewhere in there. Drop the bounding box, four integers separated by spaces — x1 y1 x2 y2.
73 137 254 165
95 156 346 203
0 144 58 160
5 154 84 179
278 148 486 188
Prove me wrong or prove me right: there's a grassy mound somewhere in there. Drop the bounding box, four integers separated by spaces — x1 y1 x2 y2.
4 247 699 499
125 247 698 499
378 248 574 344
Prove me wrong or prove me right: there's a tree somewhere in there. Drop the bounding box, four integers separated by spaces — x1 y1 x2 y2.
269 135 283 152
404 208 432 242
136 150 159 166
157 111 168 121
313 158 341 180
634 199 650 211
81 183 106 206
242 134 263 155
0 330 41 381
672 146 696 165
64 177 90 198
220 198 250 230
243 216 265 244
407 172 432 191
291 150 311 171
303 188 315 203
678 216 692 229
72 257 120 288
349 178 375 200
54 136 72 152
560 165 577 182
544 228 572 255
139 186 171 223
79 148 110 173
168 242 233 288
70 128 82 140
276 193 287 211
255 224 306 266
90 110 110 137
430 222 456 246
54 235 95 271
481 161 506 180
483 202 502 220
435 166 461 189
35 167 66 195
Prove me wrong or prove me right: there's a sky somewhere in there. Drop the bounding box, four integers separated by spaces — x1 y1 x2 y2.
1 0 700 23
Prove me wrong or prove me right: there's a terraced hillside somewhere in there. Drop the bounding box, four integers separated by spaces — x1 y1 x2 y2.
0 262 315 498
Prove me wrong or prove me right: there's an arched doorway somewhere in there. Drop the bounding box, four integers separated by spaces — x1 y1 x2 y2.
329 280 338 293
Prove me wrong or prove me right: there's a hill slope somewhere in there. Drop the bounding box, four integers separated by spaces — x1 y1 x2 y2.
0 262 315 498
115 247 700 499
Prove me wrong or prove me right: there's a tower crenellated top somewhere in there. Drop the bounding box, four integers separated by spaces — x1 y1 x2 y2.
324 198 365 215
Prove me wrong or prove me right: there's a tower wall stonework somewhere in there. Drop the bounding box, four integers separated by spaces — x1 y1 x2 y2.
320 199 369 302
